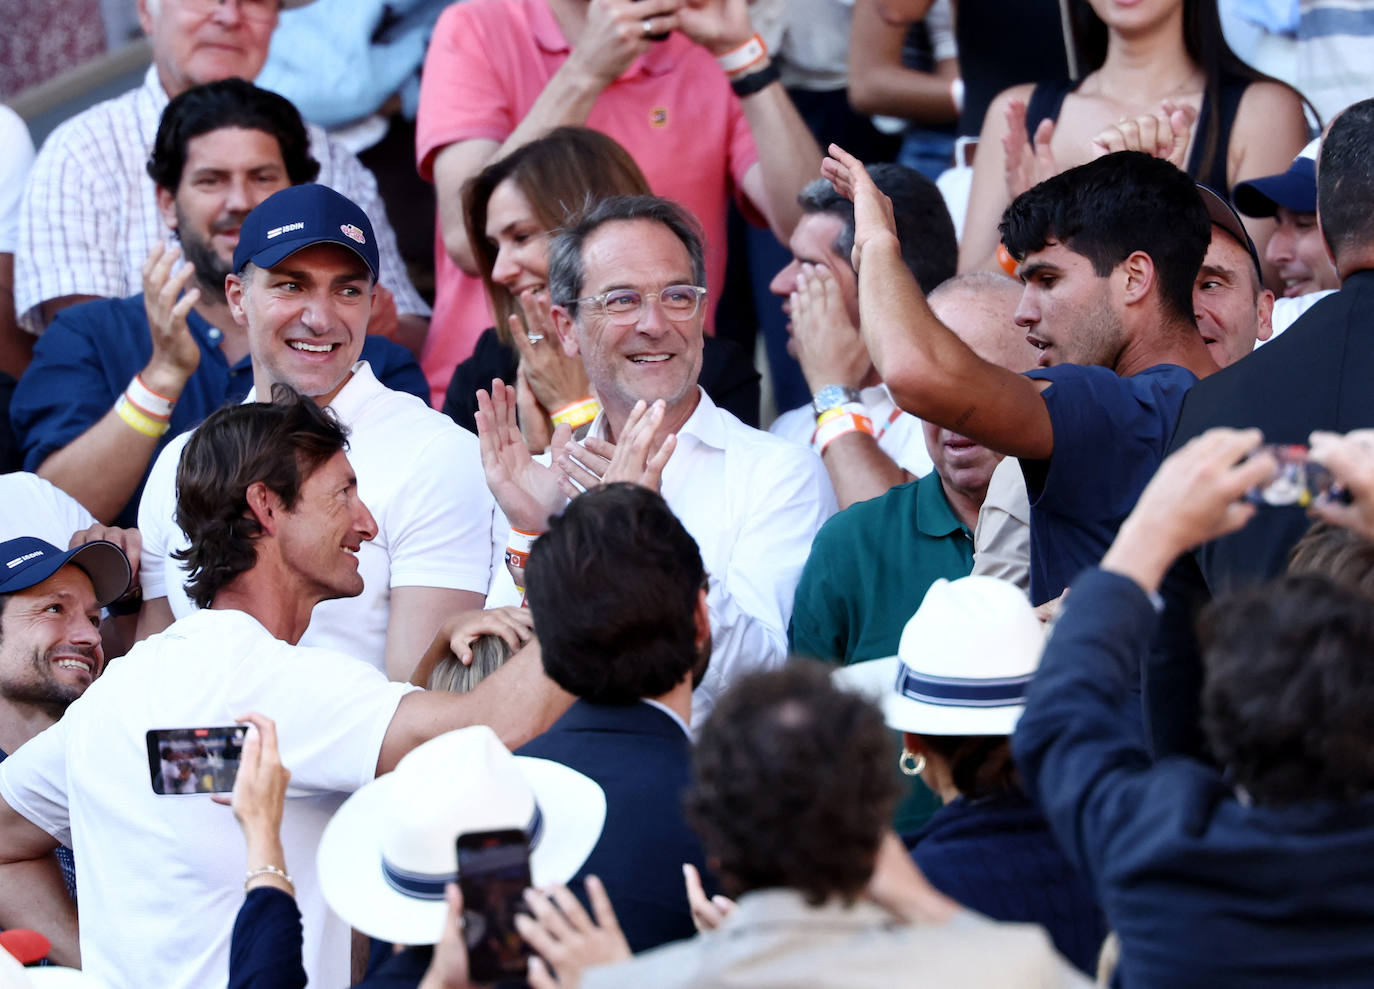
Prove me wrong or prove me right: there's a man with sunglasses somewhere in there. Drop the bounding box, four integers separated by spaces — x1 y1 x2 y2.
16 0 428 351
478 195 835 727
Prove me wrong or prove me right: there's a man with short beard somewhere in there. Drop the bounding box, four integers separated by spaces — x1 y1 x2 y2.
10 79 426 529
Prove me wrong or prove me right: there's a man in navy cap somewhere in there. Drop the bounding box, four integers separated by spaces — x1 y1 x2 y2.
1233 139 1339 336
137 183 497 683
0 536 131 764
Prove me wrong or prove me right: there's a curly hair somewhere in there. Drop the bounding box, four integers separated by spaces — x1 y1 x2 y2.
686 663 898 905
1200 573 1374 806
172 386 348 608
525 483 705 703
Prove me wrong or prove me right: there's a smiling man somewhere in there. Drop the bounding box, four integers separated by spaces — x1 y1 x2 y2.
136 184 496 681
825 148 1216 605
15 0 428 348
1192 186 1274 369
481 195 835 726
11 80 426 531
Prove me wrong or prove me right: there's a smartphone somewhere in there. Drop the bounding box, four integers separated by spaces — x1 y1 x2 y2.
457 828 533 983
1245 444 1345 508
145 726 246 795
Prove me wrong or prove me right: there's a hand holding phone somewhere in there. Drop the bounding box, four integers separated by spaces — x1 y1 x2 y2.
146 726 246 795
457 828 533 982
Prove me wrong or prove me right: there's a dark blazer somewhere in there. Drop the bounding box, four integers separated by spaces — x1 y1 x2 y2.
516 700 710 953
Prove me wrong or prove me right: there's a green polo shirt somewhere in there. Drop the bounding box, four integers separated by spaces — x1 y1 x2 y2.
788 472 975 833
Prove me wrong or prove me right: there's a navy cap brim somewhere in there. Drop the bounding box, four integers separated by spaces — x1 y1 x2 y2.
239 236 378 282
0 540 131 607
1233 158 1317 218
1198 184 1262 281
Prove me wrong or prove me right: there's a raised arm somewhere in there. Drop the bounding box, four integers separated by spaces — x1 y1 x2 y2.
822 145 1055 459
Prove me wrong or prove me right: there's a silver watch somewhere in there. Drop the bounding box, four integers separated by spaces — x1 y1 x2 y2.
811 384 862 416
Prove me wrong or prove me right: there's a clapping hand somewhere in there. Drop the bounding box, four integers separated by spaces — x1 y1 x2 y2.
555 399 676 497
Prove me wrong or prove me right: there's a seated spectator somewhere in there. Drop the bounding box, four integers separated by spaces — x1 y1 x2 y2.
1233 138 1340 337
1193 185 1273 367
516 663 1091 988
1015 426 1374 985
225 717 604 988
16 0 429 352
838 575 1105 974
441 127 759 446
767 164 956 506
516 483 716 952
137 184 494 680
414 0 823 406
959 0 1309 281
11 80 427 529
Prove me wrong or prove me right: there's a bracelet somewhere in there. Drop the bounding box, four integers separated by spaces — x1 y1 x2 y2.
115 396 170 438
551 397 601 429
730 60 780 98
716 34 767 76
508 527 541 554
127 374 175 419
816 402 867 428
812 411 875 455
244 864 294 892
505 547 530 570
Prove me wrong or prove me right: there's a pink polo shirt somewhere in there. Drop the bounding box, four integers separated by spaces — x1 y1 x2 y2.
416 0 759 407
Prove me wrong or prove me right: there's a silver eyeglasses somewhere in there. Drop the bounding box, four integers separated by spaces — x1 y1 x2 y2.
572 285 707 325
181 0 279 24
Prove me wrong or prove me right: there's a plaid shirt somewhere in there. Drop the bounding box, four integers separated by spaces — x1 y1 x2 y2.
16 66 429 333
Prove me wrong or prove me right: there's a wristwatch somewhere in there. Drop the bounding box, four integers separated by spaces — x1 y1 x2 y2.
811 384 862 417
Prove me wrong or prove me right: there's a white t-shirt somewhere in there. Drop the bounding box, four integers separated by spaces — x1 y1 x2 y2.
0 472 96 545
138 362 496 672
491 389 837 727
0 607 418 989
769 384 934 481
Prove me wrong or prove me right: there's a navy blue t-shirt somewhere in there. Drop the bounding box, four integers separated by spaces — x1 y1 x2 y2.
11 294 429 528
1020 363 1197 605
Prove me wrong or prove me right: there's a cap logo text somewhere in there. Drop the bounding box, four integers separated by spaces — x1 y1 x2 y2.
266 222 305 239
341 224 366 244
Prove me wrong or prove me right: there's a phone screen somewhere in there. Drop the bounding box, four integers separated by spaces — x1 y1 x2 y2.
457 828 533 982
145 726 246 795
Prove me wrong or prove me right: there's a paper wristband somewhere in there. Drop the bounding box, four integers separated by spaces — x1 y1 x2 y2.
715 34 767 75
508 527 541 554
551 397 600 429
115 396 170 438
127 374 175 420
813 412 875 455
505 548 530 570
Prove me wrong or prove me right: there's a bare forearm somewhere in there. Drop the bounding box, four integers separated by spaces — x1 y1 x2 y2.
741 73 824 239
38 411 165 523
822 433 912 509
0 857 79 965
847 0 958 123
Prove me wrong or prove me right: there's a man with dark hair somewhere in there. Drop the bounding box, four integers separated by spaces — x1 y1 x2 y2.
767 164 957 507
482 194 834 726
556 663 1081 987
136 182 494 682
1015 426 1374 984
11 79 426 530
824 147 1216 605
515 482 712 952
0 389 566 984
1169 98 1374 589
15 0 429 347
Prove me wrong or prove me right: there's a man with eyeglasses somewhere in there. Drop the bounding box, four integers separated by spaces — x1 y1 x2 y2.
478 195 836 727
16 0 430 353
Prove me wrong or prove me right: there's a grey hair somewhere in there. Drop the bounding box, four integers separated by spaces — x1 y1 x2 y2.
549 195 707 320
427 634 514 693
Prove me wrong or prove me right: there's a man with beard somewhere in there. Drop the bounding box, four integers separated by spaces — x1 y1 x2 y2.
515 482 716 954
10 79 426 528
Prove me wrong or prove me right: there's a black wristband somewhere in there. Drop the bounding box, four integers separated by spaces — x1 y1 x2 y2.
730 61 780 98
106 590 143 617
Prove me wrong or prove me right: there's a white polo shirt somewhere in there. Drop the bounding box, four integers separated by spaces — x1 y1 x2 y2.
138 362 496 673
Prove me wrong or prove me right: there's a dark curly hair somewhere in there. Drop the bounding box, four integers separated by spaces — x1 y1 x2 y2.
999 151 1210 326
525 483 705 703
686 663 898 905
147 78 320 192
1200 573 1374 807
172 386 348 608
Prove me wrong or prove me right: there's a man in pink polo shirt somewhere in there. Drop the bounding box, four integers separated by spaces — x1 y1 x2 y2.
415 0 822 407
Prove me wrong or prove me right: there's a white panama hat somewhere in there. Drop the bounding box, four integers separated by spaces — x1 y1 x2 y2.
316 725 606 946
833 576 1045 737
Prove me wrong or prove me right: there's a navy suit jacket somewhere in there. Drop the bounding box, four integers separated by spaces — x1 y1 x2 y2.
516 700 709 953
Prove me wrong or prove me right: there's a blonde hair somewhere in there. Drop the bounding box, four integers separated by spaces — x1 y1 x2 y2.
428 634 514 693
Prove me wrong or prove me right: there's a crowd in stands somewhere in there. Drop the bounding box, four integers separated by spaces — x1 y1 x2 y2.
0 0 1373 986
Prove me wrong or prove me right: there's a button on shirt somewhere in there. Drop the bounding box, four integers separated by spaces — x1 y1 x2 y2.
16 66 429 332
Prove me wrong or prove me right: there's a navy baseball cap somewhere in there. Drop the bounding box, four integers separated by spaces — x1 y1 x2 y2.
233 183 379 281
1233 138 1320 218
1198 184 1262 281
0 537 131 607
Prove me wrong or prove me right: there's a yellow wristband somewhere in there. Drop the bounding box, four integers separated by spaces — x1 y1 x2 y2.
551 397 601 429
116 396 170 438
